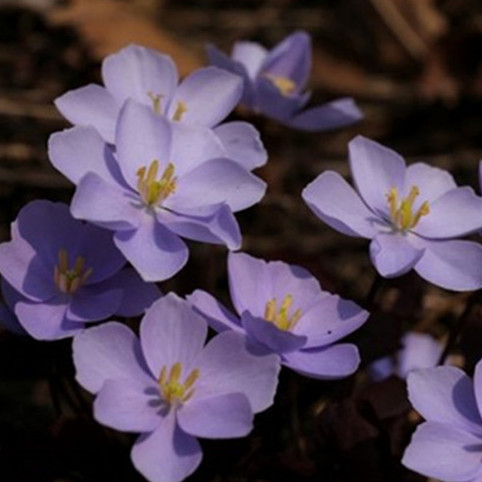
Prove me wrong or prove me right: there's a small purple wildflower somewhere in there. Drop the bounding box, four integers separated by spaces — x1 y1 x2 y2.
302 135 482 291
73 293 280 482
55 44 267 171
402 361 482 481
189 252 368 379
207 31 362 131
0 200 160 340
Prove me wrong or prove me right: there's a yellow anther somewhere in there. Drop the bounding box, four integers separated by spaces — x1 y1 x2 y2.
53 249 93 294
172 101 187 122
136 160 177 207
264 294 302 331
147 91 163 114
158 362 200 406
264 74 297 96
386 185 430 231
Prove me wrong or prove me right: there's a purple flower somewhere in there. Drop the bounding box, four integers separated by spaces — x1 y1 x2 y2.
207 31 362 131
49 100 265 282
402 362 482 481
55 44 267 171
302 136 482 291
368 332 444 382
0 200 160 340
188 252 368 379
73 293 280 482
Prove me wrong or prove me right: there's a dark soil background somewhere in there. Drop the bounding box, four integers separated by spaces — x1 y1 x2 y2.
0 1 481 480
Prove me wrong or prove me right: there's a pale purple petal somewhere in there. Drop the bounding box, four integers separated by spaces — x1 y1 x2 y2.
407 367 482 435
241 312 307 354
170 158 266 212
402 422 482 482
113 216 188 282
140 294 207 379
71 173 142 231
214 121 267 170
102 44 178 108
302 171 379 238
94 378 161 433
187 289 242 334
48 126 122 186
131 413 202 482
474 360 482 420
282 343 360 379
167 67 242 127
232 41 267 79
54 84 119 144
73 321 151 394
349 136 406 215
67 287 122 322
413 238 482 291
403 162 457 203
369 232 424 278
115 100 172 190
178 392 253 439
288 97 363 132
397 333 443 379
193 330 280 413
414 187 482 238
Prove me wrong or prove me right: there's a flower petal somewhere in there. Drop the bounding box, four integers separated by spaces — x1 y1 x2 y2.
407 366 482 435
214 121 267 170
412 238 482 291
73 321 151 394
193 330 280 413
113 216 188 282
0 282 25 335
288 97 363 132
54 84 119 143
67 287 122 322
94 378 161 433
349 136 406 215
282 343 360 379
102 44 178 109
302 171 379 238
132 413 202 482
140 294 207 379
167 66 242 127
232 41 267 80
402 422 482 482
178 392 253 439
415 187 482 238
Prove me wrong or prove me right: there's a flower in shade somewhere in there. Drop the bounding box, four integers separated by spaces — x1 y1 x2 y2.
0 200 160 340
402 361 482 481
55 44 267 171
207 31 362 131
49 100 265 282
368 332 445 382
302 136 482 291
73 293 280 482
188 252 368 379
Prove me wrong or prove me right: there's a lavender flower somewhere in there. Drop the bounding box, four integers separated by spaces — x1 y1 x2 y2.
189 252 368 379
73 293 280 482
303 136 482 291
55 44 267 171
207 31 362 131
50 100 265 282
402 361 482 481
0 200 160 340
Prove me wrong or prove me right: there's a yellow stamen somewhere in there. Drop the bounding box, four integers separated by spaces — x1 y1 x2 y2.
172 101 187 122
53 249 93 294
386 185 430 231
264 294 302 331
147 91 163 115
158 362 200 406
136 160 177 207
264 74 297 96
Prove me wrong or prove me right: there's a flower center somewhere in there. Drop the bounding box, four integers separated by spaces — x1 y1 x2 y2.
53 248 93 294
264 74 296 96
386 185 430 232
147 91 163 115
264 294 302 331
136 160 177 207
172 101 187 122
158 362 200 406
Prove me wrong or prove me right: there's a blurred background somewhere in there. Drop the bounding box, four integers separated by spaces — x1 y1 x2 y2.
0 1 481 480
